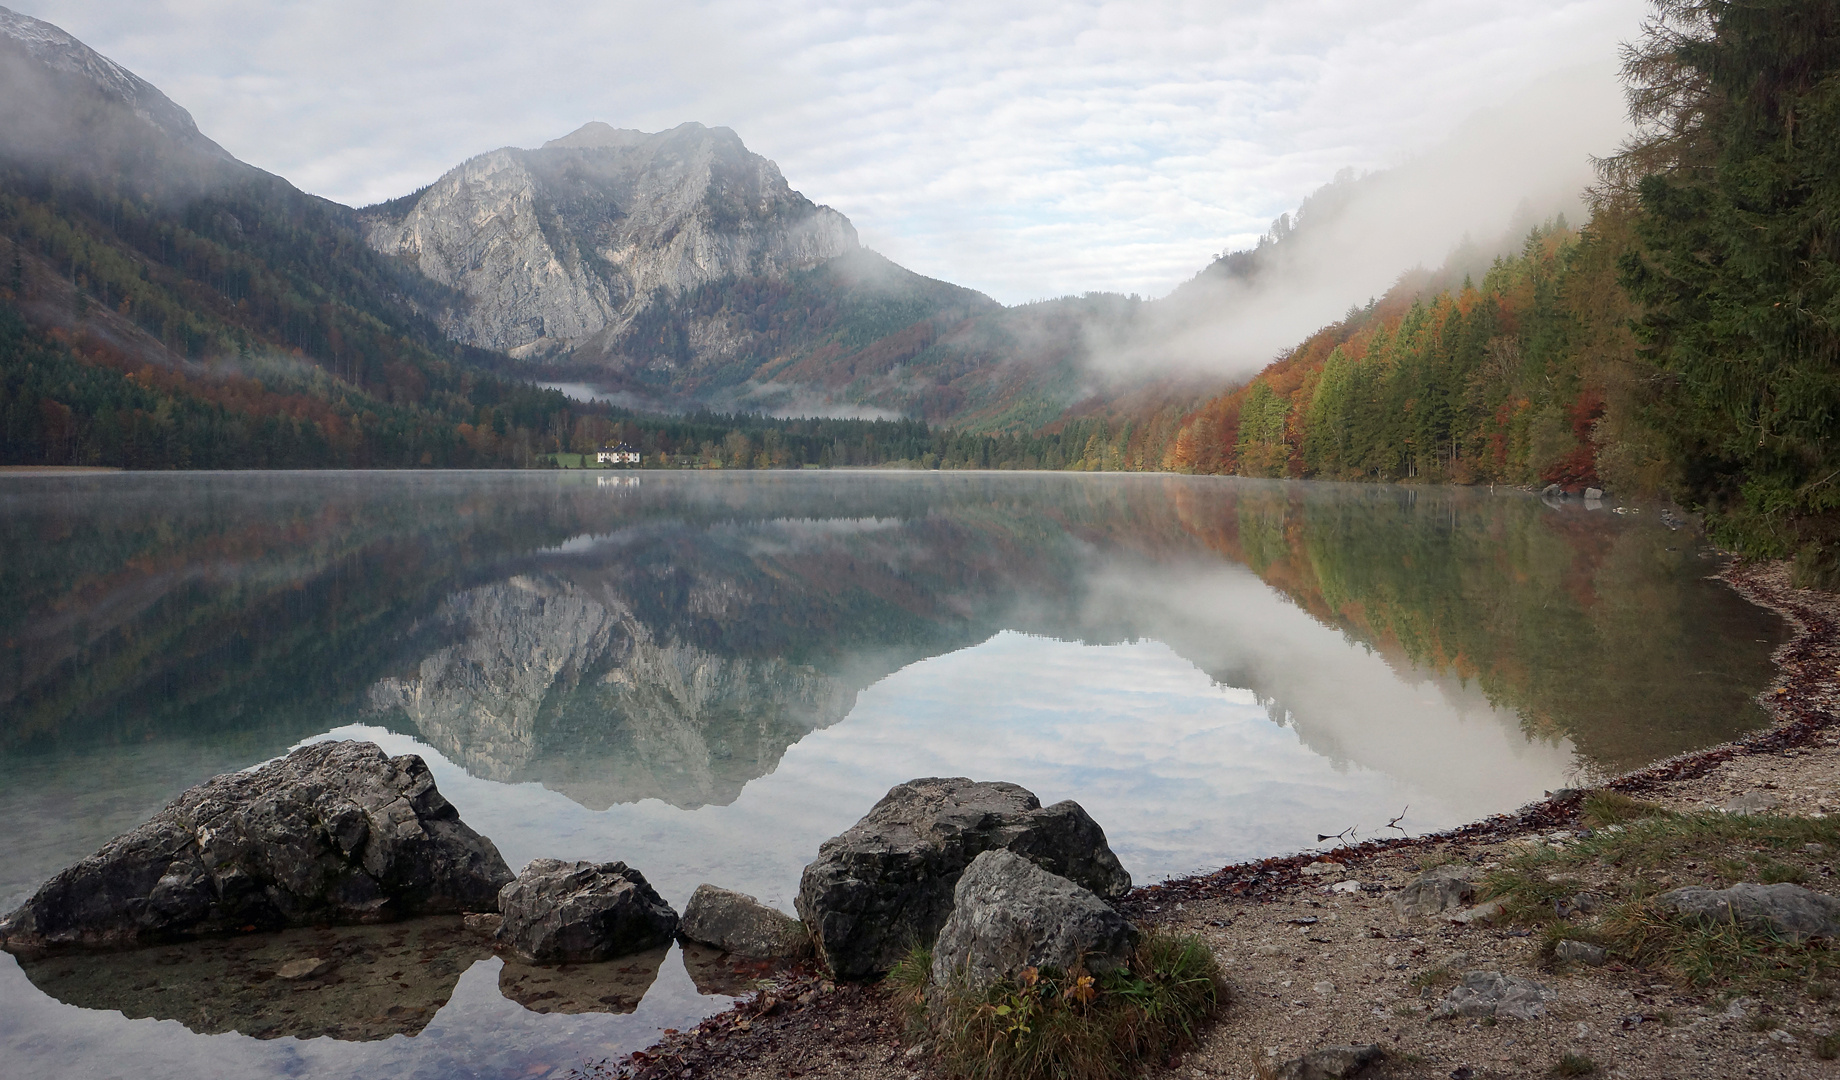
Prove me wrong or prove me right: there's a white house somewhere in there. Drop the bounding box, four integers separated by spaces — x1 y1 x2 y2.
596 442 642 466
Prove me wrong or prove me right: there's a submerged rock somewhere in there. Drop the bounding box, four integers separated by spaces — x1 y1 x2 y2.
0 741 512 954
498 944 670 1014
14 916 489 1040
795 777 1131 979
494 859 679 963
929 850 1137 989
1656 882 1840 942
679 884 811 959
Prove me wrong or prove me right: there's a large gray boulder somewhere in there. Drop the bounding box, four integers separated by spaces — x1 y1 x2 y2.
1431 971 1554 1020
930 850 1137 989
1392 864 1475 921
0 741 512 955
1656 882 1840 942
1271 1044 1385 1080
494 859 678 963
679 884 811 959
796 777 1131 980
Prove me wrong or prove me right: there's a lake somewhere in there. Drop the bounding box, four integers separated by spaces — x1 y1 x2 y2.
0 470 1785 1079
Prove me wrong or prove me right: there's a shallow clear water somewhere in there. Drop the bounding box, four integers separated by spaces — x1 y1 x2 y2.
0 470 1786 1078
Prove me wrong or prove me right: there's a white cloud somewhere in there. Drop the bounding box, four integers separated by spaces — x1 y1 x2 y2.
20 1 1646 303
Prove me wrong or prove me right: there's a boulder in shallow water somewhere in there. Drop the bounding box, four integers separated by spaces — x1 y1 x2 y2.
929 849 1137 989
795 777 1131 979
679 884 811 959
494 859 678 963
0 741 512 955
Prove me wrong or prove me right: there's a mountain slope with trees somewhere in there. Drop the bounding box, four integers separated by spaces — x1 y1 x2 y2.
1107 0 1840 583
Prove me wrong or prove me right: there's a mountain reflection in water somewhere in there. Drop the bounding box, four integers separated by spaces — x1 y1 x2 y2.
0 471 1786 1080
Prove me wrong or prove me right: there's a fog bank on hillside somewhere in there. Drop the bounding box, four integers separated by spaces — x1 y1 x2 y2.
1085 64 1633 383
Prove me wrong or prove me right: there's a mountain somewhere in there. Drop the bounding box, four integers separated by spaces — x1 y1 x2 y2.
364 121 1020 416
364 122 861 359
0 4 582 468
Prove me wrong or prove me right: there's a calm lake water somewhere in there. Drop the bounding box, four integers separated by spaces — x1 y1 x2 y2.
0 470 1785 1079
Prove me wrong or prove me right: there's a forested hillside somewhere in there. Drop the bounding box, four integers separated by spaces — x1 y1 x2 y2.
1089 0 1840 583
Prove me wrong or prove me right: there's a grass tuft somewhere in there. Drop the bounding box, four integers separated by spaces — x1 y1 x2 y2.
1476 804 1840 989
1817 1030 1840 1060
1551 1051 1598 1076
918 928 1224 1080
1580 791 1665 828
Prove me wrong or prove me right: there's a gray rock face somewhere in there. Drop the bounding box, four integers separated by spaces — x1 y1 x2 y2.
1393 864 1475 920
364 122 857 359
1432 971 1554 1020
679 884 811 960
1656 882 1840 942
1271 1044 1385 1080
795 777 1131 980
494 859 678 963
0 741 512 954
929 850 1137 989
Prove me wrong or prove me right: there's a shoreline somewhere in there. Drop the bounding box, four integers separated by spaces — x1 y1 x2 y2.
603 558 1840 1080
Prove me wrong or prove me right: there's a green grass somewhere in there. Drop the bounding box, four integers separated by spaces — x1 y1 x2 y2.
1551 1051 1598 1076
1579 790 1665 828
911 929 1225 1080
1477 806 1840 988
1817 1030 1840 1059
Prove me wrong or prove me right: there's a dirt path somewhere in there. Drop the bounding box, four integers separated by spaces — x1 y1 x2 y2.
600 560 1840 1080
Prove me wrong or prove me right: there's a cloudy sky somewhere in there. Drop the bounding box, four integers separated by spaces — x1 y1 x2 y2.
21 0 1646 304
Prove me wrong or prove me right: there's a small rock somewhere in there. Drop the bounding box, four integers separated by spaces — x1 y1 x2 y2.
1301 861 1346 877
463 912 503 934
1448 900 1505 926
1554 939 1608 966
1655 882 1840 942
1770 1029 1798 1045
1584 487 1604 501
1805 843 1827 856
679 885 812 959
1313 979 1335 995
1541 483 1563 498
1432 970 1554 1021
274 956 335 980
494 859 679 964
1330 880 1363 894
1722 791 1781 814
930 850 1138 989
1270 1043 1384 1080
1394 865 1474 920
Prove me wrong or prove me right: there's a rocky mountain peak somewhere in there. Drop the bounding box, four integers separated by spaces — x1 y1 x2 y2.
542 122 651 151
364 121 858 358
0 5 233 164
